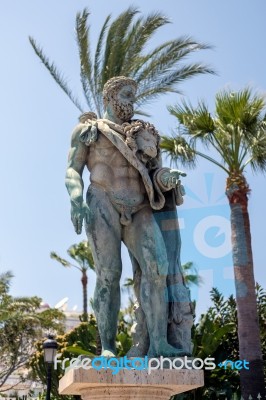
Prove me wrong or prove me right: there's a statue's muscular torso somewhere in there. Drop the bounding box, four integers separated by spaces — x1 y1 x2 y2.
86 131 146 207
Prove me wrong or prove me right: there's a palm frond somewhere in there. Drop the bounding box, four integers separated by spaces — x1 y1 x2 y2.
29 36 84 112
121 12 170 76
102 7 139 83
168 100 215 139
129 40 174 80
123 278 134 287
136 63 215 107
215 88 266 172
50 252 72 268
0 271 14 295
166 102 231 173
30 10 214 117
75 9 96 112
93 13 112 112
134 108 151 117
244 125 266 172
135 37 213 81
215 88 265 129
119 18 143 75
182 262 203 287
67 242 95 271
160 135 196 168
136 86 179 108
166 87 266 175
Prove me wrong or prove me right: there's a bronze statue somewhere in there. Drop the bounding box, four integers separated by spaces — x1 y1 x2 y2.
66 76 193 357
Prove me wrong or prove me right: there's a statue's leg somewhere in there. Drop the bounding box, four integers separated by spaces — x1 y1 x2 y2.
126 252 149 357
123 207 187 357
85 186 122 356
153 206 194 356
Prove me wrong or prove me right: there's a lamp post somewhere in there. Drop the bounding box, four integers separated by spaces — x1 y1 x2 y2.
43 335 57 400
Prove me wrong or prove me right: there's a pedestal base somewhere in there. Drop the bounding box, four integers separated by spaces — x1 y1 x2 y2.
59 368 204 400
80 386 176 400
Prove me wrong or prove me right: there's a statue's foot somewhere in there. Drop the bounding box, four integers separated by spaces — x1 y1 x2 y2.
127 344 148 358
148 342 189 358
101 349 116 357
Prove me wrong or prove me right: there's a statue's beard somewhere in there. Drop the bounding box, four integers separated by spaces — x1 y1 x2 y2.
112 100 134 122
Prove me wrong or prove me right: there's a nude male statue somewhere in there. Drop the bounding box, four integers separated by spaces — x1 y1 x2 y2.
66 76 193 357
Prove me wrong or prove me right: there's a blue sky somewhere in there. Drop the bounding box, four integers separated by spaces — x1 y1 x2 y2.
0 0 265 317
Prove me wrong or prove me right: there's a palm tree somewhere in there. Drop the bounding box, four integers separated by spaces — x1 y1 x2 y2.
29 6 214 117
160 88 266 398
51 241 103 354
51 241 94 322
182 261 203 287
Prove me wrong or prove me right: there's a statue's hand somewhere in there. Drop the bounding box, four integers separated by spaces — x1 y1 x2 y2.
160 169 186 191
70 200 91 234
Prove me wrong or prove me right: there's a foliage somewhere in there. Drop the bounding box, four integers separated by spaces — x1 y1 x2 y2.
116 310 133 357
192 289 240 398
51 241 95 322
162 87 266 397
29 318 97 398
256 283 266 384
51 241 94 272
161 88 266 174
177 285 266 399
29 312 132 398
0 271 65 390
182 261 203 287
29 6 214 117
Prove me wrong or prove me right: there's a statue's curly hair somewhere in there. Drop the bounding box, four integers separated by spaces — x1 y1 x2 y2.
103 76 137 107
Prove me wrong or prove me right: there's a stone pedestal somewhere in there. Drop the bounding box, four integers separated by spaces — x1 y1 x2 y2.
59 368 204 400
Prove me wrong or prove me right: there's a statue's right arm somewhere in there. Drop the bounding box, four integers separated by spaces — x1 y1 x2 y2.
65 124 90 234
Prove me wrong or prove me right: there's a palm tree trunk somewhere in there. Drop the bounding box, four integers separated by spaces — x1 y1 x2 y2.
227 181 265 398
81 271 88 322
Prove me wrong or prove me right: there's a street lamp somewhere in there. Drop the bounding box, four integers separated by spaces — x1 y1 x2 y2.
43 335 58 400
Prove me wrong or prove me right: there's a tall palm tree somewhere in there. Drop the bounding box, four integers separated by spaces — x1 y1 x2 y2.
51 241 103 354
51 241 94 322
161 88 266 399
29 6 214 117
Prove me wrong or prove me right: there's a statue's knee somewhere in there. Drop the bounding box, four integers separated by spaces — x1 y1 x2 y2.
97 267 121 286
146 260 168 281
143 268 167 287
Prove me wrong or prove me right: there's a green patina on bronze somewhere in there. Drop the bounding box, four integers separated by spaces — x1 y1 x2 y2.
65 76 193 358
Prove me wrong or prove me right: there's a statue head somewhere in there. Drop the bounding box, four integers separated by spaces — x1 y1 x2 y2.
103 76 137 122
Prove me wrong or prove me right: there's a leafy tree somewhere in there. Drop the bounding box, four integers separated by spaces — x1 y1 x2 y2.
255 283 266 386
30 312 133 398
192 289 240 398
51 241 94 323
0 271 65 390
29 6 214 117
177 285 266 399
161 88 266 398
29 318 97 398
